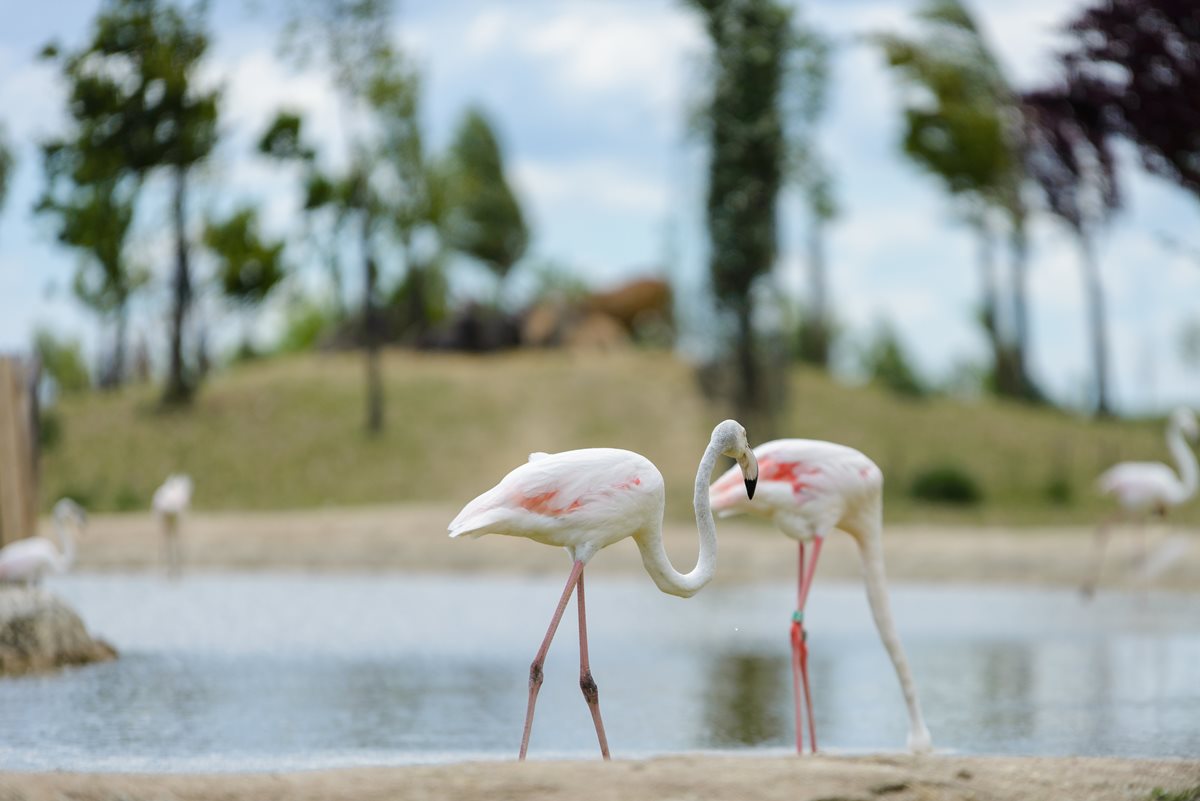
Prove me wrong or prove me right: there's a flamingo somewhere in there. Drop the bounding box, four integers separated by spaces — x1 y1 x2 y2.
709 439 931 755
1082 406 1198 597
448 419 759 760
0 499 88 585
152 474 193 579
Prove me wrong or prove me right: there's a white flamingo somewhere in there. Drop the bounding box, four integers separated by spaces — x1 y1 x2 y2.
0 499 88 585
152 474 193 579
1083 407 1198 597
709 439 931 755
449 419 759 760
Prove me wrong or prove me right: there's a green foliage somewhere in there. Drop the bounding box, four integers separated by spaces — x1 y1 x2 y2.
874 0 1017 208
862 324 927 398
39 411 63 451
443 107 529 281
276 294 338 353
34 329 91 395
1148 787 1200 801
910 464 982 505
690 0 791 306
204 207 286 306
1043 474 1073 505
113 484 143 511
257 111 314 162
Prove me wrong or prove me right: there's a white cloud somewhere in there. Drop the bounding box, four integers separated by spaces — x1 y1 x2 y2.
512 157 669 217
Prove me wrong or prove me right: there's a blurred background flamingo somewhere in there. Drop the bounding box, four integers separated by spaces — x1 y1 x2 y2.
449 419 758 760
710 440 931 755
152 474 193 579
1082 407 1198 597
0 499 87 585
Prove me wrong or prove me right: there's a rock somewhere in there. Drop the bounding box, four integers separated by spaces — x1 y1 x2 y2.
0 586 116 676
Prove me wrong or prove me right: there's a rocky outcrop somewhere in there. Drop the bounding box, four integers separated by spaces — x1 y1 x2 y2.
0 586 116 676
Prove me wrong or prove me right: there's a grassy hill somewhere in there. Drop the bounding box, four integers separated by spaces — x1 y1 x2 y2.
40 349 1198 525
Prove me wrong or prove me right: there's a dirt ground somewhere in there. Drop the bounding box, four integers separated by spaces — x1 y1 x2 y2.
1 754 1197 801
55 503 1200 591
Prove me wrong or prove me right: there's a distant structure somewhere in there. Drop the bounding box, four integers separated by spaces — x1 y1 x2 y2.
152 474 193 579
522 277 674 350
1083 407 1198 597
0 356 38 548
0 499 87 584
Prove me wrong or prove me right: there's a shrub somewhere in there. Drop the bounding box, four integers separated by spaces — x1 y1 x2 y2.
909 464 982 505
862 323 927 398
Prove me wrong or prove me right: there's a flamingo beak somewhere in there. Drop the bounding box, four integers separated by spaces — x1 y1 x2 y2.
740 449 758 500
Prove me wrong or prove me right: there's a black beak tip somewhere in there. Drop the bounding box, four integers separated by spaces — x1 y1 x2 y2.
745 477 757 500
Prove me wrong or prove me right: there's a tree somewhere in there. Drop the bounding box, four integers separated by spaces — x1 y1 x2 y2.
687 0 793 431
444 107 529 291
787 11 837 367
1058 1 1200 202
876 0 1039 401
36 146 144 387
279 0 410 435
51 0 220 406
0 126 13 226
1023 83 1119 415
204 206 287 355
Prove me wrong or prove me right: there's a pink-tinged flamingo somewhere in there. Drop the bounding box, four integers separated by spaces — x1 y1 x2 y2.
0 499 87 585
449 420 759 760
710 439 931 755
152 474 193 579
1083 407 1198 597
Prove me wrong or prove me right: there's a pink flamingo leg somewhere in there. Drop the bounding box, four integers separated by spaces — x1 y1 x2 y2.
576 570 611 759
790 536 824 754
789 542 807 754
519 560 585 760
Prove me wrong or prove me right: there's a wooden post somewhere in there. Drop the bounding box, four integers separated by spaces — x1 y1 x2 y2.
0 356 37 546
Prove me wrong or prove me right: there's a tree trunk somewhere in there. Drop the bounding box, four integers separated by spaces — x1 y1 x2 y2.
734 299 772 436
162 166 193 406
111 299 128 388
1079 230 1111 416
799 213 830 367
362 215 384 435
1007 224 1038 401
974 218 1018 397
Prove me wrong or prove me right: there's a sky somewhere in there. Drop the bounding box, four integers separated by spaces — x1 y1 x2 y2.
0 0 1197 413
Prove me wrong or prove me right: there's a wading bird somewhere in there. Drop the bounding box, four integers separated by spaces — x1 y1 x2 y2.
710 439 931 755
153 474 193 579
1083 407 1198 597
0 499 87 584
449 420 758 760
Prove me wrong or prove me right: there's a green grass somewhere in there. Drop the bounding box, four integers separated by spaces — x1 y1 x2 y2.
40 349 1199 525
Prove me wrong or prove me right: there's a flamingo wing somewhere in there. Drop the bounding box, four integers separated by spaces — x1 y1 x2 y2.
1098 461 1179 508
711 439 878 517
449 448 659 540
0 538 59 581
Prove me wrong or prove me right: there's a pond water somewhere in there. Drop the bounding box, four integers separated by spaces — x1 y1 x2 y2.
0 572 1197 771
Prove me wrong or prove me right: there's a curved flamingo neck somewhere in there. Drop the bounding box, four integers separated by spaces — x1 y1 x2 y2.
1167 419 1198 503
635 437 720 598
53 517 76 571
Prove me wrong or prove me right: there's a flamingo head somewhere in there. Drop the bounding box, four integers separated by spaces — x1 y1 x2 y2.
53 497 88 532
712 419 758 499
1171 407 1198 442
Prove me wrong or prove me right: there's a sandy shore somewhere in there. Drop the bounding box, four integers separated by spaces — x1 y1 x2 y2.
54 503 1200 590
1 754 1197 801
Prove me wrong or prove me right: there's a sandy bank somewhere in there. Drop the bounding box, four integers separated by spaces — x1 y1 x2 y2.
54 504 1200 590
1 754 1197 801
